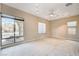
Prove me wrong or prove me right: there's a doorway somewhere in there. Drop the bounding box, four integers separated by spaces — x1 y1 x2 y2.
1 14 24 48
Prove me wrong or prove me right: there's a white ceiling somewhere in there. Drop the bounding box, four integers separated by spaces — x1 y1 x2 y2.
4 3 79 21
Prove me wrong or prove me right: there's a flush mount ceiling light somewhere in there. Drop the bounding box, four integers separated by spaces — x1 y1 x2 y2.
49 9 57 17
50 12 54 16
50 14 54 16
49 9 55 17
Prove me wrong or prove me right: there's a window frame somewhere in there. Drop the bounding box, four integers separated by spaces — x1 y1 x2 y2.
38 22 46 34
67 21 77 35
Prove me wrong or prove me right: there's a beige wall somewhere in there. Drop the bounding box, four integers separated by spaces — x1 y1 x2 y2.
0 4 1 48
0 4 51 42
51 16 79 42
0 4 1 12
1 3 79 43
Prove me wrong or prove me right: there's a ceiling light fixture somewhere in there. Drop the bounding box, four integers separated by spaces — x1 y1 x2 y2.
50 14 54 16
49 9 55 17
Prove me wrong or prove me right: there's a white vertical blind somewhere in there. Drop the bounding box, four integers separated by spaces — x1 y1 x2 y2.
38 22 46 33
67 21 77 35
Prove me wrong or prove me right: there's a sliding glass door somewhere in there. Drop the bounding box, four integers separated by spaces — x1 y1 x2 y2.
15 20 24 42
1 14 24 47
2 17 14 45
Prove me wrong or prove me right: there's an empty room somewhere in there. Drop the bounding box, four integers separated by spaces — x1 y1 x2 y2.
0 3 79 56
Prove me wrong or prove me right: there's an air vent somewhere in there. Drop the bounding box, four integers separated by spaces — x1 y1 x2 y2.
65 3 72 7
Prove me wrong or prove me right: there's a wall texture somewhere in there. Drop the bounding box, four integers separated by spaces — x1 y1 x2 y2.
0 4 2 48
0 4 51 42
0 4 1 12
51 16 79 42
0 3 79 43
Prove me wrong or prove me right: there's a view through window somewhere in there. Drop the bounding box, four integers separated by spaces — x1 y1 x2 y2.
38 22 46 33
67 21 77 35
1 15 24 46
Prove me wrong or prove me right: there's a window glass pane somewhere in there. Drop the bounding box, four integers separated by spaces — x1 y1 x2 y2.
15 20 24 42
67 21 77 27
68 28 76 35
38 22 46 33
67 21 77 35
2 17 14 45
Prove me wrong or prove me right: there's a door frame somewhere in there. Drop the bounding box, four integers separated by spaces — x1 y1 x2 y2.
0 13 24 49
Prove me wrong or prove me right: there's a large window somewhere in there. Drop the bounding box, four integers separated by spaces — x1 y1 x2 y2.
67 21 77 35
38 22 46 33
